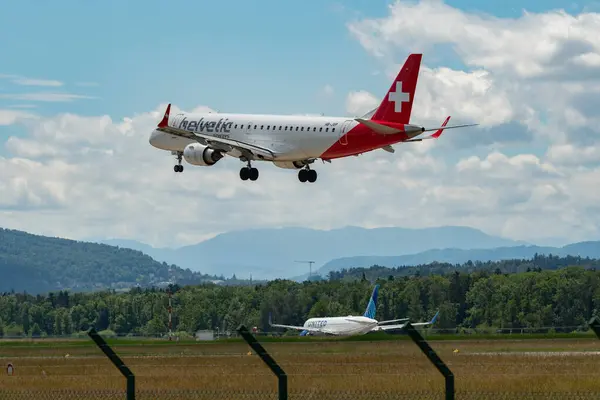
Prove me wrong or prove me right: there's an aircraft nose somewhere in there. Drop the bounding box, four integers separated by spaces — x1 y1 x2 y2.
149 129 160 145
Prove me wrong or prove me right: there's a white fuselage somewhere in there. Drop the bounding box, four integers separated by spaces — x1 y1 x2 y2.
304 316 378 336
149 111 361 162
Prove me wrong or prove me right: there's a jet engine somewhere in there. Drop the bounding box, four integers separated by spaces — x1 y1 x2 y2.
272 160 308 169
183 143 224 166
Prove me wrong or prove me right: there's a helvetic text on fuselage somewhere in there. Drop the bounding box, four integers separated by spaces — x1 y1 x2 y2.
176 116 234 136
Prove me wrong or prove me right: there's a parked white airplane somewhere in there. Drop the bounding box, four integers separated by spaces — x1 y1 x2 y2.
149 53 477 183
268 284 439 336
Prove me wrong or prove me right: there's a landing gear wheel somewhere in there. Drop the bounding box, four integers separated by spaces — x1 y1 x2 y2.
174 164 184 173
298 168 317 183
298 169 308 182
248 167 259 181
240 159 259 181
240 167 259 181
240 167 249 181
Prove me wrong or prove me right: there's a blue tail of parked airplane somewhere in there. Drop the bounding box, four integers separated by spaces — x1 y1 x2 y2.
363 284 380 319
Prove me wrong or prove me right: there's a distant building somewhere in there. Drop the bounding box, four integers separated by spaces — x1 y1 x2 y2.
195 330 215 341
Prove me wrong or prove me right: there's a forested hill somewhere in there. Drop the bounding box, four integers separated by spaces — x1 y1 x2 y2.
326 254 600 281
0 228 253 294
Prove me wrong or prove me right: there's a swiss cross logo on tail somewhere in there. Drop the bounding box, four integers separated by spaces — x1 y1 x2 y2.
388 81 410 113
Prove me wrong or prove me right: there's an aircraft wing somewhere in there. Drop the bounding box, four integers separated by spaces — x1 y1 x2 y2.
156 104 279 161
268 313 325 334
373 311 440 332
343 317 378 324
375 322 410 331
269 322 325 333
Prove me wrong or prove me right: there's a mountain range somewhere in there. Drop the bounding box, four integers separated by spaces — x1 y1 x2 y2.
3 224 600 294
98 225 527 279
308 241 600 280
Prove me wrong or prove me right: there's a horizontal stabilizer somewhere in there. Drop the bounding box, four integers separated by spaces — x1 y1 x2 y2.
405 116 478 142
423 122 478 133
354 118 401 135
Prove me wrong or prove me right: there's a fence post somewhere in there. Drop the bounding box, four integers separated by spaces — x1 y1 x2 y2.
404 322 454 400
237 324 287 400
589 316 600 340
87 328 135 400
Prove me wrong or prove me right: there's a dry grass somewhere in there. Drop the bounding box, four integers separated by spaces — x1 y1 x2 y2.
0 337 599 398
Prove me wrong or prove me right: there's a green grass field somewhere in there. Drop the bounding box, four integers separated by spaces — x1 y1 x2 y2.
0 334 599 399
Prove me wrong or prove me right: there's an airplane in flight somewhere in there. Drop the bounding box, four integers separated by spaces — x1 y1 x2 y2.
268 284 439 336
149 53 477 183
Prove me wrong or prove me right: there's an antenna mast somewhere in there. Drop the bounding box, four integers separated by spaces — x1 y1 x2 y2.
295 260 316 280
167 287 173 341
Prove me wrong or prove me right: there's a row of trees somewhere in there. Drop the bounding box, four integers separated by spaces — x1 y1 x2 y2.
0 255 599 337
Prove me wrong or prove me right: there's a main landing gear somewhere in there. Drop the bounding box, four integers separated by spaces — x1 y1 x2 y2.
298 167 317 183
174 151 184 173
240 161 259 181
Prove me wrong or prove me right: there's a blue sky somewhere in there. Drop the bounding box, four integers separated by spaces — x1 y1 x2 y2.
0 0 588 122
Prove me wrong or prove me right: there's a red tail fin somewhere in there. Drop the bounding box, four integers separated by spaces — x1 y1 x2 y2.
158 103 171 128
371 54 422 124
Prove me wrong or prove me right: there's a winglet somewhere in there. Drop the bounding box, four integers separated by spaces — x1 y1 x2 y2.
268 312 273 326
157 103 171 128
430 310 440 325
431 116 450 138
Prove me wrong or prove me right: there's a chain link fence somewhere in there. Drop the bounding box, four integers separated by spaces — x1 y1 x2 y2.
1 390 600 399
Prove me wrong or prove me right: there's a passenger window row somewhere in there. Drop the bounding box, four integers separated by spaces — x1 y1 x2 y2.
233 124 334 133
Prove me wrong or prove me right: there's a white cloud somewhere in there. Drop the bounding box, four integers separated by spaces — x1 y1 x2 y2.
346 90 379 116
0 109 38 126
0 100 599 249
346 0 600 147
11 78 63 87
0 74 63 87
347 1 600 79
0 93 96 102
8 104 37 109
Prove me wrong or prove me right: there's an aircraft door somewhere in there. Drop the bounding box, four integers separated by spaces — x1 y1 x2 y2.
339 120 353 145
246 121 253 135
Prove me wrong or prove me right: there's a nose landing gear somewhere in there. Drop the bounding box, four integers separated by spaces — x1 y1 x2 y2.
174 152 184 173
